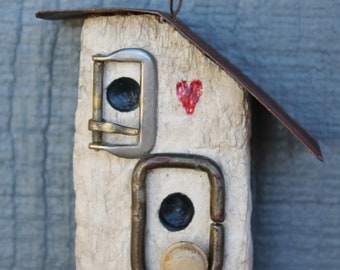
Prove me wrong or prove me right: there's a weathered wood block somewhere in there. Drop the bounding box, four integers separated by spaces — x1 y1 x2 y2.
74 14 251 270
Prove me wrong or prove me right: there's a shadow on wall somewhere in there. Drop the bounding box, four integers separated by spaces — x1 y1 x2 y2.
250 99 331 269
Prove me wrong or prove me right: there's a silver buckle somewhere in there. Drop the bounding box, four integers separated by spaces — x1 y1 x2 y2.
88 48 158 158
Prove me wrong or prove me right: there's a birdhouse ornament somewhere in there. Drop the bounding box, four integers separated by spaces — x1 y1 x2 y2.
36 6 322 270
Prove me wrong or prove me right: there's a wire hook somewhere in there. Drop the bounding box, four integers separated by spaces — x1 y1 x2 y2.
170 0 183 20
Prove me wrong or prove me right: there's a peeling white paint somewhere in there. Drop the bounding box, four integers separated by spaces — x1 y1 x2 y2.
74 14 252 270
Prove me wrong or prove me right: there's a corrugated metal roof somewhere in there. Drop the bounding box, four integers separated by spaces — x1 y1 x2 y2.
36 8 323 161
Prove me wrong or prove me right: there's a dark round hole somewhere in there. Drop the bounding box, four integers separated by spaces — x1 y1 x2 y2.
159 193 195 232
106 77 140 112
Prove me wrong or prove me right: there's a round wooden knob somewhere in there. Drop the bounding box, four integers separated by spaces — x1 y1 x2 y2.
161 242 208 270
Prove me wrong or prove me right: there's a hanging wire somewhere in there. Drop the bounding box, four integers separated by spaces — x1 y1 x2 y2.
170 0 183 20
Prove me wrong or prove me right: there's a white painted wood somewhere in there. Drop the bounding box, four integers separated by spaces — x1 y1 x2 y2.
74 14 252 270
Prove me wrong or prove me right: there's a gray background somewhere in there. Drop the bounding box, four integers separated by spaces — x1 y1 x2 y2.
0 0 338 269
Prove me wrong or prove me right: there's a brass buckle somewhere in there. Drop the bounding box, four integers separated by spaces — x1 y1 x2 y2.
89 48 158 158
131 153 225 270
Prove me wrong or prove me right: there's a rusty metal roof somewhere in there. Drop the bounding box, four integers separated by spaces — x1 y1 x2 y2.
35 8 323 161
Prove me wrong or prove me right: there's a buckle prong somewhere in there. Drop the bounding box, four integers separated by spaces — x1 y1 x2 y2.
88 48 158 158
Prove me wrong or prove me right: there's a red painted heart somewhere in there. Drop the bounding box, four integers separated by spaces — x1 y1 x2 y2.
176 79 203 115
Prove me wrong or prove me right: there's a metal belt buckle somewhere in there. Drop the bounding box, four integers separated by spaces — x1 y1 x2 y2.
88 48 157 158
131 153 226 270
